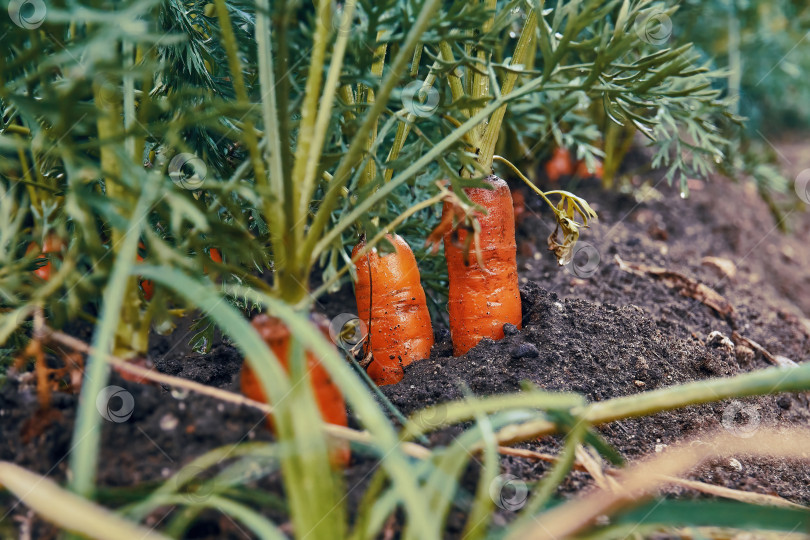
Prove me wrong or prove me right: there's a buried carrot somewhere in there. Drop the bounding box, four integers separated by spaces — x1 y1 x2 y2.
352 234 434 385
443 175 522 356
240 313 349 466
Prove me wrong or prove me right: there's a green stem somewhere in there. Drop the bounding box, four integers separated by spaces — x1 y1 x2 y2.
255 0 288 275
727 1 741 115
302 0 444 264
298 192 445 309
382 74 440 183
360 40 387 188
294 0 354 229
440 41 469 118
310 72 553 261
493 154 558 212
470 0 498 130
68 175 160 498
477 9 537 169
213 0 272 264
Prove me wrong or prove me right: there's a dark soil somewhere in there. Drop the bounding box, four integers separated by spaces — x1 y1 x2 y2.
3 158 810 538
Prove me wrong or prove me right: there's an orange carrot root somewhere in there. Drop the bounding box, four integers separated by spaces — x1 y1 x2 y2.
545 147 574 182
240 314 350 467
26 233 63 281
353 234 434 385
443 175 522 356
574 158 603 179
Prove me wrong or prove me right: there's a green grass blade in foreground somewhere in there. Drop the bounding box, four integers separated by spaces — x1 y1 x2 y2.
124 442 277 521
402 390 585 439
0 461 170 540
510 421 587 532
139 270 434 539
608 499 810 534
68 172 161 498
459 405 499 540
134 268 340 540
404 411 533 540
141 494 287 540
497 362 810 443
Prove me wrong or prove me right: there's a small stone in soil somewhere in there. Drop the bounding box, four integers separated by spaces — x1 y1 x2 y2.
503 323 519 336
510 343 539 359
160 413 179 431
777 395 792 409
735 344 755 364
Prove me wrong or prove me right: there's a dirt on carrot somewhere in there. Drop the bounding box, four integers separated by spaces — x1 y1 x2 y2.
443 175 522 356
353 234 433 385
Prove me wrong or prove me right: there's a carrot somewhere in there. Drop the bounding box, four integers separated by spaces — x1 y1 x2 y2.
208 247 222 263
443 175 521 356
575 158 603 179
136 242 153 300
544 147 573 182
512 189 527 226
115 357 157 385
26 234 63 281
352 234 433 385
240 313 349 466
203 247 222 275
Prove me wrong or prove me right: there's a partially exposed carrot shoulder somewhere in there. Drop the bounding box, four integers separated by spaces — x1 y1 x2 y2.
353 234 434 385
443 175 522 356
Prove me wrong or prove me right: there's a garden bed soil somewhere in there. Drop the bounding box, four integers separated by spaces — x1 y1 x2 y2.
2 163 810 538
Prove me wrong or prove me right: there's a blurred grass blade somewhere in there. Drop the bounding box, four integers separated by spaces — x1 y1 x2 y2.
498 362 810 444
139 268 434 539
402 390 585 440
611 499 810 533
141 494 288 540
510 427 810 539
124 442 277 522
0 461 170 540
69 171 161 498
460 405 499 540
